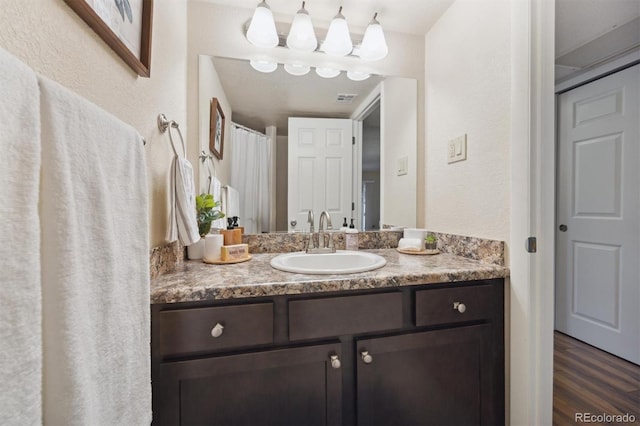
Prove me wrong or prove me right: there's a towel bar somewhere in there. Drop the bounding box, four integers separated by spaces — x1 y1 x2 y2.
158 113 185 157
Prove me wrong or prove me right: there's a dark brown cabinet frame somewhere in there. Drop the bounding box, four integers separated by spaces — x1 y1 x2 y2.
151 279 505 426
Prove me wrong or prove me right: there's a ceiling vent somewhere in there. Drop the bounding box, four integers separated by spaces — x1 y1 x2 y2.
336 93 358 104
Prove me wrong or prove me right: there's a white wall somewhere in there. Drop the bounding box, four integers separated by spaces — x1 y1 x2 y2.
0 0 188 248
424 0 511 242
381 77 418 227
197 55 233 194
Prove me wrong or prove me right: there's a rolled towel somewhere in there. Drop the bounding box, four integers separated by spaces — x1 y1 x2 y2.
398 238 423 251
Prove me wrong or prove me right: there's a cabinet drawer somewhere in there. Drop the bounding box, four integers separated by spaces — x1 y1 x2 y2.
415 285 494 326
289 292 403 340
157 303 273 357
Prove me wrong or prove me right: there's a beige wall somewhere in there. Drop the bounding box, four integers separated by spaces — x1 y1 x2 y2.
275 136 288 231
0 0 188 248
424 0 511 242
381 77 418 227
197 55 232 194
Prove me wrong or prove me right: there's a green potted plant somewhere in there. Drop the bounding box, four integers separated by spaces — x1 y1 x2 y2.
188 193 225 260
196 193 225 237
424 233 438 251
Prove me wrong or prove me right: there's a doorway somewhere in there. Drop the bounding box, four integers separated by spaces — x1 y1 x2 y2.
361 104 381 231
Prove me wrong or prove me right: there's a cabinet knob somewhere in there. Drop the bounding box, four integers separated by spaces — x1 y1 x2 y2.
453 302 466 313
330 354 341 369
210 323 224 338
361 350 373 364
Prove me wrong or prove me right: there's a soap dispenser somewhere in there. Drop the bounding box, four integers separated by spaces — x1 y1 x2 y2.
340 217 348 231
345 219 358 250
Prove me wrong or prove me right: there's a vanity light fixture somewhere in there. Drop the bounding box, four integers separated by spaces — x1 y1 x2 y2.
286 2 317 52
321 7 353 57
250 59 278 73
315 67 341 79
246 1 279 48
358 13 388 61
284 63 311 76
346 70 370 81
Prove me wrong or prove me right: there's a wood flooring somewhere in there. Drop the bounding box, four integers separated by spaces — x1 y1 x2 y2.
553 331 640 425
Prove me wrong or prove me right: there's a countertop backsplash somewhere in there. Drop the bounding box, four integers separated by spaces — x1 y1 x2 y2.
149 230 505 279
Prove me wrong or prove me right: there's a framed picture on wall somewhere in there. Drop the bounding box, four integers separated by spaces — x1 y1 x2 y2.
65 0 153 77
210 98 225 160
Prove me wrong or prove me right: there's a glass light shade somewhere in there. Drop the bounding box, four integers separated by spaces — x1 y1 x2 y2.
250 59 278 73
321 9 353 56
246 1 279 48
286 4 317 52
359 16 388 61
315 67 341 78
346 70 370 81
284 63 311 76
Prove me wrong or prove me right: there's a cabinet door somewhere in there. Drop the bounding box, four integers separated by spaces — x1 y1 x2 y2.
154 343 342 426
357 325 500 426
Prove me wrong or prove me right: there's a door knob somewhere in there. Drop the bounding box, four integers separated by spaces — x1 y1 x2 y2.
361 350 373 364
559 224 568 232
210 323 224 338
329 354 341 369
453 302 466 313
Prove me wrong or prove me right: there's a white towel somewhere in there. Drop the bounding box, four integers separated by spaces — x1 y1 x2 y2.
39 76 151 425
0 48 42 426
166 155 200 245
210 176 225 230
223 185 240 218
398 238 423 251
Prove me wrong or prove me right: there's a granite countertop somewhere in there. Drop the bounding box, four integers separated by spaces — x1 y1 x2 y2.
150 249 510 304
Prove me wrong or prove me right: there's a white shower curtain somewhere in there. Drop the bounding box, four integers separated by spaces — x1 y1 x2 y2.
230 124 271 234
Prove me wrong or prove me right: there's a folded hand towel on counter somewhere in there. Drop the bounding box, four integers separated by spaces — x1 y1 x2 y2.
167 155 200 245
398 238 423 251
39 76 151 425
0 47 42 426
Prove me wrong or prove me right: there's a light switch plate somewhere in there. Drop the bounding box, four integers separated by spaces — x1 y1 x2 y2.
447 134 467 164
397 156 408 176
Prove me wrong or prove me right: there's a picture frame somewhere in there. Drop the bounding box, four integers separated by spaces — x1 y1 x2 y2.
210 98 226 160
65 0 153 77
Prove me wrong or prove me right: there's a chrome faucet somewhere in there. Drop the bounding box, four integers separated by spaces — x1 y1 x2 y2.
310 210 336 254
306 210 315 252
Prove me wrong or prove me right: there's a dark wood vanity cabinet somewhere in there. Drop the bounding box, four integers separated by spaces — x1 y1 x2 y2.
151 279 504 426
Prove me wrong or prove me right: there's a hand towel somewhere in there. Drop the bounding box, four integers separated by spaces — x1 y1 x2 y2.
0 48 42 426
398 238 423 251
166 155 200 245
38 76 151 425
223 185 240 218
210 176 225 230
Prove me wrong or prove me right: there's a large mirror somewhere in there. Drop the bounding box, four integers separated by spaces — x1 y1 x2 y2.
198 55 417 234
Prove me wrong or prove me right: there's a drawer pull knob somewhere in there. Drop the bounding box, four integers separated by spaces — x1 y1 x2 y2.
453 302 467 313
330 354 341 369
361 351 373 364
210 323 224 338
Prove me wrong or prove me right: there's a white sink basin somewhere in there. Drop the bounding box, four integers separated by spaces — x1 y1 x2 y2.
270 250 387 275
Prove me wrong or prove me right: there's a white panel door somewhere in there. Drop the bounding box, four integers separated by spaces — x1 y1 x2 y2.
556 65 639 364
288 118 353 231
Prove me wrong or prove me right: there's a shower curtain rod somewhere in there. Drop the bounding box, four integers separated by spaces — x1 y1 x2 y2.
231 121 267 137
